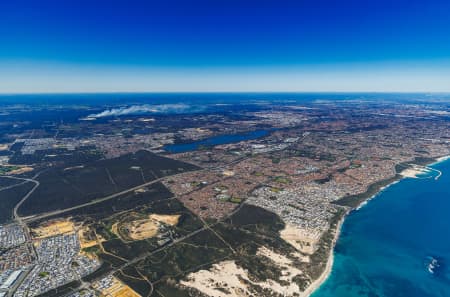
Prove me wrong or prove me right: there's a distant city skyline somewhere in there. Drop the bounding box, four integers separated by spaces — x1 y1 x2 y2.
1 0 450 93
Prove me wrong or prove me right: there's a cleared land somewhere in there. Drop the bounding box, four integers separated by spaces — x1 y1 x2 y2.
122 219 159 241
78 225 101 249
93 276 141 297
116 214 181 241
31 219 75 238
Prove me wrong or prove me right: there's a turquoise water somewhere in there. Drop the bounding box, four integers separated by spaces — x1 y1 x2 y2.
313 159 450 297
163 129 269 153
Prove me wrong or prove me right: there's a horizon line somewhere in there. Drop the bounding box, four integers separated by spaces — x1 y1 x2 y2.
1 91 450 95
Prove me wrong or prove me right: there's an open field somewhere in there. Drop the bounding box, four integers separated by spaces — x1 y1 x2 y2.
31 219 75 239
118 218 158 241
78 225 101 249
0 165 34 175
115 214 181 241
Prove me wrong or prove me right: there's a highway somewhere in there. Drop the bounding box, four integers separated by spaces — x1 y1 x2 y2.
7 155 250 297
23 177 166 223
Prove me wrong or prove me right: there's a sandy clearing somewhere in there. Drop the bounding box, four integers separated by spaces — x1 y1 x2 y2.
256 246 303 283
400 167 430 178
182 248 305 297
126 219 159 240
78 226 99 249
300 217 344 297
5 166 34 175
150 214 180 226
114 214 180 242
32 220 75 239
280 224 321 255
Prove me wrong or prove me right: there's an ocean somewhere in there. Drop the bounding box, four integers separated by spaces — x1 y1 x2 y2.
312 158 450 297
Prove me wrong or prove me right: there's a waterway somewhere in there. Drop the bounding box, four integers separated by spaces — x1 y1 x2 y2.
313 158 450 297
163 129 269 153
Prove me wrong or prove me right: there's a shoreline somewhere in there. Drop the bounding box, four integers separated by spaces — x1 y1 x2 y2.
430 155 450 166
304 154 450 297
301 215 345 297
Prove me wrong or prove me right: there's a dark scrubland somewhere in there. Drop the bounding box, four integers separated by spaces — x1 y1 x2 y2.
0 181 35 223
0 176 22 187
18 150 199 216
74 198 204 292
115 267 152 297
98 199 204 260
109 204 340 296
30 182 173 225
125 204 343 296
9 146 103 166
308 209 345 280
333 175 401 209
335 156 439 209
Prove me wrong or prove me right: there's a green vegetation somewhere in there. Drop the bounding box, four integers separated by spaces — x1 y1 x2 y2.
308 208 345 279
115 268 152 297
334 175 400 208
0 165 20 175
190 181 200 187
71 261 80 268
274 176 291 184
93 204 304 296
271 157 280 164
82 245 101 255
38 271 49 278
269 187 282 193
229 196 242 203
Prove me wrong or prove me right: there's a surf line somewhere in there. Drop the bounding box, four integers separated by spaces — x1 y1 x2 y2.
406 164 442 180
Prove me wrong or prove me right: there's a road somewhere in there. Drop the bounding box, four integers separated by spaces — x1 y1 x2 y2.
22 173 190 223
20 154 253 223
61 201 245 297
5 173 42 297
7 153 255 297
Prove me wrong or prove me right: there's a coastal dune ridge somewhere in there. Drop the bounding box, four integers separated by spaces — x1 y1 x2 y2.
301 217 345 297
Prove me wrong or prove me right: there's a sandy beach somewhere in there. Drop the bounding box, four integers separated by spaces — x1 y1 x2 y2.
400 167 429 178
433 155 450 165
305 155 450 297
302 216 345 297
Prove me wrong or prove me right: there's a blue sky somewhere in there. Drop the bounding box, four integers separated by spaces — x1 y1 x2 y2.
1 0 450 92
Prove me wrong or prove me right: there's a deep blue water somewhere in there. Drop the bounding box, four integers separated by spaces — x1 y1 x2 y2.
313 159 450 297
163 129 269 153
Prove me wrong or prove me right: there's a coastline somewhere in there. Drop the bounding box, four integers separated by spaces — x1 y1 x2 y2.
430 155 450 166
304 154 450 297
301 215 345 297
